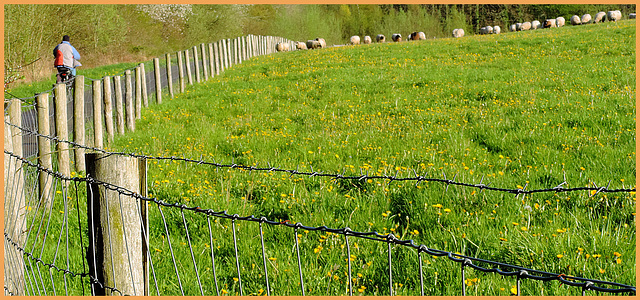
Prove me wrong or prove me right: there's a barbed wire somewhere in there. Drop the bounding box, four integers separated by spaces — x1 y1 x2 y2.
5 121 636 198
4 150 636 296
3 233 123 296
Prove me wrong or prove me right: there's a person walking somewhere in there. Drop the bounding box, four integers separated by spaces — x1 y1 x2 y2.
53 35 81 83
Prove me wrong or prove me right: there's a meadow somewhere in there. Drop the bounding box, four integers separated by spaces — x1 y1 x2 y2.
15 21 635 296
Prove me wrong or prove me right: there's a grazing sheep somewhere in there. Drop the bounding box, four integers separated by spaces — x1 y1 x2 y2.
581 14 592 24
570 15 581 25
521 22 532 30
363 36 372 44
391 33 402 42
544 19 557 28
556 17 566 27
493 26 501 34
607 10 622 22
630 13 636 19
295 41 307 50
350 35 361 45
275 42 290 52
452 28 465 38
531 20 541 29
515 23 523 31
509 24 517 32
594 12 606 22
408 32 419 40
315 38 327 48
306 40 320 49
418 32 426 40
376 34 386 43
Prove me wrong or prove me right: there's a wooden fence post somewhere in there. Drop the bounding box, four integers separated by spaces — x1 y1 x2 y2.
36 93 53 210
53 84 71 182
193 45 201 83
125 70 135 132
209 43 216 77
140 63 149 108
178 51 185 93
92 79 104 149
166 53 174 99
103 76 115 143
185 49 193 85
114 76 125 135
86 153 146 296
4 113 25 296
74 76 86 172
218 40 226 73
153 58 162 105
135 66 142 118
201 43 209 81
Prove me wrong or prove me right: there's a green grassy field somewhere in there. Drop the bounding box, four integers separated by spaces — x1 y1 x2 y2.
16 21 635 296
106 21 636 296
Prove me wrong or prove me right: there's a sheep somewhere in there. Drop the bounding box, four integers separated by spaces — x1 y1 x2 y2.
363 36 372 44
581 14 592 24
515 23 523 31
607 10 622 22
376 34 386 43
493 26 501 34
594 12 606 23
350 35 361 45
275 42 290 52
315 37 327 48
295 41 307 50
544 19 557 28
630 13 636 19
452 28 465 38
418 32 426 40
408 32 419 40
531 20 541 29
391 33 402 42
556 17 566 27
570 15 581 25
306 40 320 49
521 22 532 30
509 24 517 32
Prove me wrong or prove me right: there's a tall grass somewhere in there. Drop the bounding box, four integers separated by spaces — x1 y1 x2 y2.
16 20 635 296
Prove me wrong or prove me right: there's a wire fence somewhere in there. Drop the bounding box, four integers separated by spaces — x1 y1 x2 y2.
4 34 636 296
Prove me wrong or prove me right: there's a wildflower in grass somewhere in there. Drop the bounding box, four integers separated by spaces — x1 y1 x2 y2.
599 269 606 274
510 286 518 295
557 254 564 259
520 227 528 231
432 204 443 208
499 237 507 242
358 286 366 293
512 222 519 226
614 252 622 257
465 278 479 286
444 208 451 213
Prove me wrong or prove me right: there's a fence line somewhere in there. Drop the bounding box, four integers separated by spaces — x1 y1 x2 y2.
5 119 636 198
3 146 636 296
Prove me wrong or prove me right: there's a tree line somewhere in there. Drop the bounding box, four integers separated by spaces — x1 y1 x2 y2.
4 4 635 87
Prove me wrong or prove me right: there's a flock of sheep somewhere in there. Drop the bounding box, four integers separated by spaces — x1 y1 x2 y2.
274 10 633 51
501 10 631 33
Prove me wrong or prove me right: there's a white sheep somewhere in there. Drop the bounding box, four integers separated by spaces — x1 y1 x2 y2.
544 19 557 28
376 34 386 43
509 24 517 32
556 17 566 27
570 15 581 25
306 40 320 49
315 37 327 48
295 41 307 50
350 35 361 45
594 12 606 22
275 42 290 52
452 28 465 38
581 14 592 24
515 23 523 31
392 33 402 42
363 36 372 44
521 22 532 30
531 20 541 29
493 26 501 34
607 10 622 22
